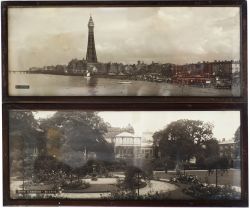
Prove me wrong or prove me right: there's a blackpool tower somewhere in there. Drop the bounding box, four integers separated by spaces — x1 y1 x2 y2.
86 15 98 63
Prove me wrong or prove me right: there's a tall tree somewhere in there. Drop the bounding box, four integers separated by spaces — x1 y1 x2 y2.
196 139 219 168
9 111 39 142
153 119 216 166
233 126 240 158
41 111 113 168
9 111 45 177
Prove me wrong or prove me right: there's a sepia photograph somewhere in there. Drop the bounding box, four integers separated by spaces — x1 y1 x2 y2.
7 6 241 96
9 110 242 200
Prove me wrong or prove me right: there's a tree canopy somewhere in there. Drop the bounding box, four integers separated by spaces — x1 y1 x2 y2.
40 111 113 167
233 126 240 158
9 110 46 155
9 111 46 176
9 111 41 145
153 119 216 165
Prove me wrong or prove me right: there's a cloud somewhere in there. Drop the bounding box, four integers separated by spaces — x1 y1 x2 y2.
8 7 240 70
99 111 240 140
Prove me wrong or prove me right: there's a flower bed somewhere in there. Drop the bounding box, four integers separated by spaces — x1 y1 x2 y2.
170 174 240 200
62 180 90 190
183 184 241 200
105 190 171 200
170 174 201 185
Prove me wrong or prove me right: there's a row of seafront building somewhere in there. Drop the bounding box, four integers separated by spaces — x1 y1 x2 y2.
29 59 240 77
28 59 240 87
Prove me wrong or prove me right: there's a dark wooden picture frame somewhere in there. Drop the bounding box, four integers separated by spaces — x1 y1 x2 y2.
1 0 248 207
1 0 248 103
2 102 248 206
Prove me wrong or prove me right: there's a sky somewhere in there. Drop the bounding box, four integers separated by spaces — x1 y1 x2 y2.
8 7 240 70
33 111 240 140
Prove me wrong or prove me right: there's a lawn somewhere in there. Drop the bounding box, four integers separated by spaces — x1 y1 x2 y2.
154 169 241 187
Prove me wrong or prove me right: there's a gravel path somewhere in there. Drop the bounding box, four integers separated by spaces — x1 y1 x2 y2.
60 192 111 199
10 178 178 199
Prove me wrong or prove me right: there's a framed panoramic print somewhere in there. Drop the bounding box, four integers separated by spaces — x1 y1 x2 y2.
1 0 248 207
2 103 248 206
1 0 247 103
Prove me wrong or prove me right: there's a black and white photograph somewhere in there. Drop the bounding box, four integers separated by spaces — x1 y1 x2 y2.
9 110 241 200
8 7 241 96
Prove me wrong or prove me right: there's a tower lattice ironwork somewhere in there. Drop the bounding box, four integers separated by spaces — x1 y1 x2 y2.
86 16 97 63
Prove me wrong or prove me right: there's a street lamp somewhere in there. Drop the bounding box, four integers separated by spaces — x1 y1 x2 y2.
92 164 96 174
91 164 97 181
